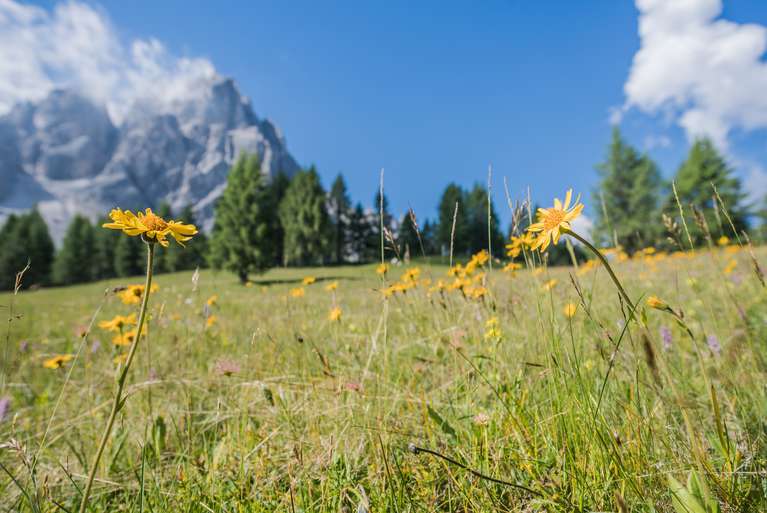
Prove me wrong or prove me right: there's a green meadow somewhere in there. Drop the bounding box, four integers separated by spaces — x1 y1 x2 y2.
2 244 767 512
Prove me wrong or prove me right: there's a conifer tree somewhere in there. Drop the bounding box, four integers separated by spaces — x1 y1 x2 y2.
209 153 277 283
168 205 208 271
398 210 423 259
279 166 331 266
0 211 55 289
365 189 393 261
328 173 352 264
464 183 503 256
53 215 96 285
348 203 373 262
93 216 119 280
436 183 468 256
593 127 662 253
665 138 747 245
267 172 291 266
154 202 174 274
114 232 144 277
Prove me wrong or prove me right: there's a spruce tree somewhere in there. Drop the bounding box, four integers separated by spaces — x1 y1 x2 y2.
328 173 352 264
279 166 331 266
0 214 22 290
114 233 144 277
53 215 96 285
464 183 503 256
93 216 119 280
209 153 277 283
168 205 208 271
436 183 468 256
593 127 662 253
348 203 373 263
665 138 747 245
365 189 394 261
398 210 422 259
0 211 55 289
267 172 291 266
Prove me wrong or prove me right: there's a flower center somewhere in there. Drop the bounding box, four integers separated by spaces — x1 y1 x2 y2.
143 213 168 231
542 209 566 231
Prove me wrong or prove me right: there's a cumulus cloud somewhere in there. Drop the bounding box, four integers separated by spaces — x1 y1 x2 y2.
0 0 218 123
623 0 767 150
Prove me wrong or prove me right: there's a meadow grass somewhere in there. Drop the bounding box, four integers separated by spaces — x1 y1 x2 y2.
1 246 767 512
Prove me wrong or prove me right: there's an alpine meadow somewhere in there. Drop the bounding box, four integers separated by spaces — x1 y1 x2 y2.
4 1 767 512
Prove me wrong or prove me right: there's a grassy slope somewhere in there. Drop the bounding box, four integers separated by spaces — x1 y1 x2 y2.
1 248 767 512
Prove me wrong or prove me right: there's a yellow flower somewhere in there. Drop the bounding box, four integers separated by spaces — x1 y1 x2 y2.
470 250 490 267
328 306 342 322
723 259 737 276
646 296 668 310
325 281 339 291
43 354 74 369
118 284 159 305
402 267 422 282
375 263 389 275
206 294 218 307
112 329 139 346
206 315 217 329
717 235 730 246
563 303 577 318
527 189 584 251
98 313 137 332
113 353 129 365
103 207 197 247
302 276 316 285
484 317 501 341
290 287 305 298
542 279 558 291
503 262 522 273
505 232 535 258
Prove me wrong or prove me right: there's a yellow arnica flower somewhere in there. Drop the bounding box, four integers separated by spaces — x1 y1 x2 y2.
302 276 316 285
375 263 389 275
103 207 197 247
98 313 137 332
113 329 139 346
527 189 584 251
43 354 74 369
717 235 730 247
646 296 668 310
542 279 558 291
325 281 339 292
119 284 159 305
206 295 218 307
290 287 305 298
563 303 577 318
328 306 342 322
206 315 217 329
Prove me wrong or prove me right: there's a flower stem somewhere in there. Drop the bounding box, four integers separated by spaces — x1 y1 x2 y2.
564 229 635 312
79 243 155 513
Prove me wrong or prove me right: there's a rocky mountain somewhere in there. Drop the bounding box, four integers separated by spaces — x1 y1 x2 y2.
0 78 300 242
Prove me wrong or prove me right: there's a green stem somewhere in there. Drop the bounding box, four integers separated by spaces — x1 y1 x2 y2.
564 229 635 312
79 243 155 513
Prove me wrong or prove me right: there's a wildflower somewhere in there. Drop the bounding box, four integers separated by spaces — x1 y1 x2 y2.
0 397 9 423
503 262 522 273
43 354 73 369
402 267 421 282
469 285 488 299
473 412 490 426
484 317 501 341
118 284 159 305
506 233 535 258
723 259 737 276
527 189 584 251
206 294 218 307
646 296 668 310
302 276 316 285
659 326 672 351
290 287 305 298
325 281 338 291
103 208 197 247
376 263 389 275
706 334 722 356
542 279 558 291
717 235 730 246
91 340 101 353
328 306 342 322
206 315 217 329
214 359 240 376
112 329 138 346
113 353 128 365
98 313 137 332
470 250 489 267
563 303 577 318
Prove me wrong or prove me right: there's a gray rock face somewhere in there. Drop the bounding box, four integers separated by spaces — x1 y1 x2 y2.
0 77 299 241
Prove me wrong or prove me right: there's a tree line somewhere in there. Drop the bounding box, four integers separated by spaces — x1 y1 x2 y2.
0 129 763 289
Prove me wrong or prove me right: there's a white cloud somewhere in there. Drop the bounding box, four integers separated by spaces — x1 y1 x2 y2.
623 0 767 150
643 134 671 150
570 214 594 242
0 0 218 123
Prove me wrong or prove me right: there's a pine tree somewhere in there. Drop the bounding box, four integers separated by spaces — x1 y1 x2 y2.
398 210 422 259
168 205 208 271
0 214 22 290
366 189 394 261
267 172 291 266
114 233 144 277
348 203 373 262
464 183 503 256
436 183 468 256
665 138 747 245
53 215 96 285
328 173 352 264
0 211 55 289
209 153 277 283
279 166 331 266
93 216 119 280
593 127 662 253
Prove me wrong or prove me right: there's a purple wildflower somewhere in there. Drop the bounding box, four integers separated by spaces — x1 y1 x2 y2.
18 340 28 353
91 339 101 353
0 397 9 423
707 334 722 356
660 326 672 351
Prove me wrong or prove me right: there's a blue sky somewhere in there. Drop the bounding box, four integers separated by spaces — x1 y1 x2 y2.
19 0 767 229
